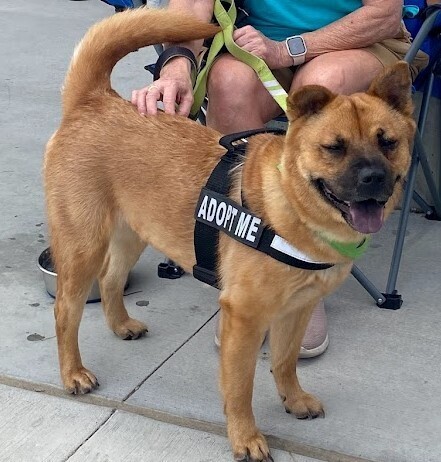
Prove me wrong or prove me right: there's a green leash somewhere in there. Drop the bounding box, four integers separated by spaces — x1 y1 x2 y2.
190 0 288 118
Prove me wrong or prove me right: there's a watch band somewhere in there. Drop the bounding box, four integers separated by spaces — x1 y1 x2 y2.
292 54 306 66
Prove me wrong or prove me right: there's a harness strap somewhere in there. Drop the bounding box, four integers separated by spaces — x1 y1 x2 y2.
193 144 237 287
190 0 289 119
193 129 275 287
193 129 334 288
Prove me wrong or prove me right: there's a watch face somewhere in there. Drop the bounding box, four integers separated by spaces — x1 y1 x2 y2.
287 37 306 56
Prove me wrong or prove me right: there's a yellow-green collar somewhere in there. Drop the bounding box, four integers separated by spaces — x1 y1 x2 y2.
324 236 370 259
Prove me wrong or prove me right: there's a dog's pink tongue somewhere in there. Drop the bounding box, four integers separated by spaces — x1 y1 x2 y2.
349 201 384 234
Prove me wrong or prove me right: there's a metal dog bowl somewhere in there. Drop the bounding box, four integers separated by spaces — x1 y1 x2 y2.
38 247 129 303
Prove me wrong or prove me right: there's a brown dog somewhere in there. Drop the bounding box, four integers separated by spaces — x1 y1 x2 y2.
44 7 415 461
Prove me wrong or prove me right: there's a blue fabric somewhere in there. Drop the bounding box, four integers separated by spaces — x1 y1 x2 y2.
403 0 441 97
100 0 135 8
242 0 362 41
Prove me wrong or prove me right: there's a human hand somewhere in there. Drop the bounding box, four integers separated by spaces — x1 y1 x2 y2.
131 57 194 116
233 26 291 69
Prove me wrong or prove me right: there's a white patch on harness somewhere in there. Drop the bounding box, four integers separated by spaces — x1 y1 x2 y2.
270 235 327 264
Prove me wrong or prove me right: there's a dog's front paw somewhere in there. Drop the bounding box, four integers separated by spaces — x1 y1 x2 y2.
283 391 324 419
113 318 148 340
229 427 273 462
63 367 99 395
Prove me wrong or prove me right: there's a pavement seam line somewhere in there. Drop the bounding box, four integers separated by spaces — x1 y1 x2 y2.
63 409 117 461
0 375 376 462
121 308 220 402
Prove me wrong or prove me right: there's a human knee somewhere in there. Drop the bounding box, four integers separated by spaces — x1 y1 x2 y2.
294 61 347 94
207 58 258 112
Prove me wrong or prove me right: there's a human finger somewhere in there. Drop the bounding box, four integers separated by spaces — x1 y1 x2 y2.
233 25 255 40
233 29 251 48
161 84 179 115
176 89 194 117
131 88 147 115
144 84 162 115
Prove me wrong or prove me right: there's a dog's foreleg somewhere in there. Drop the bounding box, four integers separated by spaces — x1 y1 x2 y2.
99 221 148 340
219 298 273 462
269 302 324 419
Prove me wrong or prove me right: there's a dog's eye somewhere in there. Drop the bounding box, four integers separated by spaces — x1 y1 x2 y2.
321 139 346 154
377 132 397 150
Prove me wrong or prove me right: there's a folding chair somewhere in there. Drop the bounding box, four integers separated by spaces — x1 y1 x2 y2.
352 1 441 308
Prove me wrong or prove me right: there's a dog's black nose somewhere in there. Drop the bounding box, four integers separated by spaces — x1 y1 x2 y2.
358 166 386 187
355 165 390 199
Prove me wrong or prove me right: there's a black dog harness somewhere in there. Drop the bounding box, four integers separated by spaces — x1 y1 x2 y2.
193 129 334 288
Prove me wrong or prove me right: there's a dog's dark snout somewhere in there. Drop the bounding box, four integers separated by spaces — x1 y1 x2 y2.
352 161 392 200
358 166 386 187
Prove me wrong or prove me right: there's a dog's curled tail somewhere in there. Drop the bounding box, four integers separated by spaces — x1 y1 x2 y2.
62 7 219 113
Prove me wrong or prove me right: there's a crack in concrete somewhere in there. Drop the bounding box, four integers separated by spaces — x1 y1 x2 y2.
121 309 220 402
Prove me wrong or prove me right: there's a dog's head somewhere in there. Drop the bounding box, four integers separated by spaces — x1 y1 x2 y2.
283 62 415 236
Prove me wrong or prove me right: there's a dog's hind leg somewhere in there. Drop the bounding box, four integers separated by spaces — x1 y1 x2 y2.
53 234 108 395
98 218 148 340
269 302 325 419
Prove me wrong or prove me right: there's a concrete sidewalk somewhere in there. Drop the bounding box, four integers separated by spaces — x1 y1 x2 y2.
1 1 441 461
1 384 320 462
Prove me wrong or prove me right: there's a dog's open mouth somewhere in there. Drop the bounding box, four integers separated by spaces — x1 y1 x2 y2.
316 180 386 234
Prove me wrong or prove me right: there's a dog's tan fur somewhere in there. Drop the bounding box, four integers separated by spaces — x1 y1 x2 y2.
44 8 415 461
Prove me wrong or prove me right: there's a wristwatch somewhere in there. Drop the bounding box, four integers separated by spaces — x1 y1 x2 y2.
285 35 307 66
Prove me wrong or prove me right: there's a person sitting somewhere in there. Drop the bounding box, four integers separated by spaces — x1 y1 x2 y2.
131 0 428 357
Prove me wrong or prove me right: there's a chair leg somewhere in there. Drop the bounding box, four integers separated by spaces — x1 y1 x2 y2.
412 190 434 215
414 131 441 218
417 66 434 136
351 265 385 305
383 142 421 300
415 59 441 219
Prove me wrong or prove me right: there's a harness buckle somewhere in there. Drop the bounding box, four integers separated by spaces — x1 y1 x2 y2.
193 265 219 288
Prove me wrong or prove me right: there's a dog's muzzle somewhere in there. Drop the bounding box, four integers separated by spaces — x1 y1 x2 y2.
316 175 394 235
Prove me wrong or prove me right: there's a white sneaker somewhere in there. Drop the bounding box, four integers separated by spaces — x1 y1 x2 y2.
214 300 329 359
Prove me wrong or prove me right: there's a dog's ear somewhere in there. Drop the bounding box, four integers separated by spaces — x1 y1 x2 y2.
367 61 413 116
286 85 336 121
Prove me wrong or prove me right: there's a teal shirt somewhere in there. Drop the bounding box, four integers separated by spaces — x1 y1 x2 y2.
242 0 363 41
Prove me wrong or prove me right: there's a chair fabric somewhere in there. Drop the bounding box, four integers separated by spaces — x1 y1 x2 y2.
404 0 441 95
